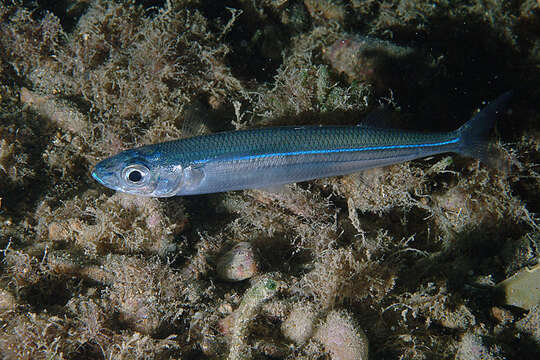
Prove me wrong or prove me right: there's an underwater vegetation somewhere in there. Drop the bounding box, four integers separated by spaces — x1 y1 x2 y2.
0 0 539 359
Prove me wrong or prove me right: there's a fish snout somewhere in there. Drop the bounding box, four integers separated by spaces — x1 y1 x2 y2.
91 163 121 190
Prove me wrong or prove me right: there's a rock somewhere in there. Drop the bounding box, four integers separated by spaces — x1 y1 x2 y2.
217 242 258 281
281 302 318 344
496 263 540 310
314 309 368 360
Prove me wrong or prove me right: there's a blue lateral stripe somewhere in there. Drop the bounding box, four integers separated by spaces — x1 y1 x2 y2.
195 137 460 164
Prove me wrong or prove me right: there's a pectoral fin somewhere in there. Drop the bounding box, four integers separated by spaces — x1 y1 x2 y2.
183 164 206 191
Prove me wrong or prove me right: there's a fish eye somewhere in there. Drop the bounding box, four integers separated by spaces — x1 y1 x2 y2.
122 164 150 185
128 169 142 182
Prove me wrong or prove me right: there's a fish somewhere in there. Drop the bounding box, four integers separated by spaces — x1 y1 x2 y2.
91 92 512 197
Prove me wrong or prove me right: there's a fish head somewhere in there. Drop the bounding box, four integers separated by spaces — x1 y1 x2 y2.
91 147 184 197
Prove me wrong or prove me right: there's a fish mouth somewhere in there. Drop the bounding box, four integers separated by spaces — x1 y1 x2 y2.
91 168 106 185
91 166 120 190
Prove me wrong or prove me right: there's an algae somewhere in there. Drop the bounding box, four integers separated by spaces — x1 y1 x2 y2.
0 0 539 359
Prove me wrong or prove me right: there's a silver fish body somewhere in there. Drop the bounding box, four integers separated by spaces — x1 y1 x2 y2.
92 92 511 197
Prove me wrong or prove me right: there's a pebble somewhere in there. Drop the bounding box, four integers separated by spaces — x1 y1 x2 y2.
314 309 369 360
216 242 258 281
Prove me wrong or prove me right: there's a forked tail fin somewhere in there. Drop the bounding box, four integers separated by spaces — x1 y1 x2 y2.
456 91 513 166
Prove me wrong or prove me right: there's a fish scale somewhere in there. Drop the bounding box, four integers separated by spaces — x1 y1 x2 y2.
166 126 453 162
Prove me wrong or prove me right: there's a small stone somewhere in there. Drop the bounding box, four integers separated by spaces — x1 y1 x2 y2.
314 310 369 360
282 302 318 344
496 263 540 310
216 242 258 281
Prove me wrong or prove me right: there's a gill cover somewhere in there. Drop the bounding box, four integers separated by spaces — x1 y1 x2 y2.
180 164 205 194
